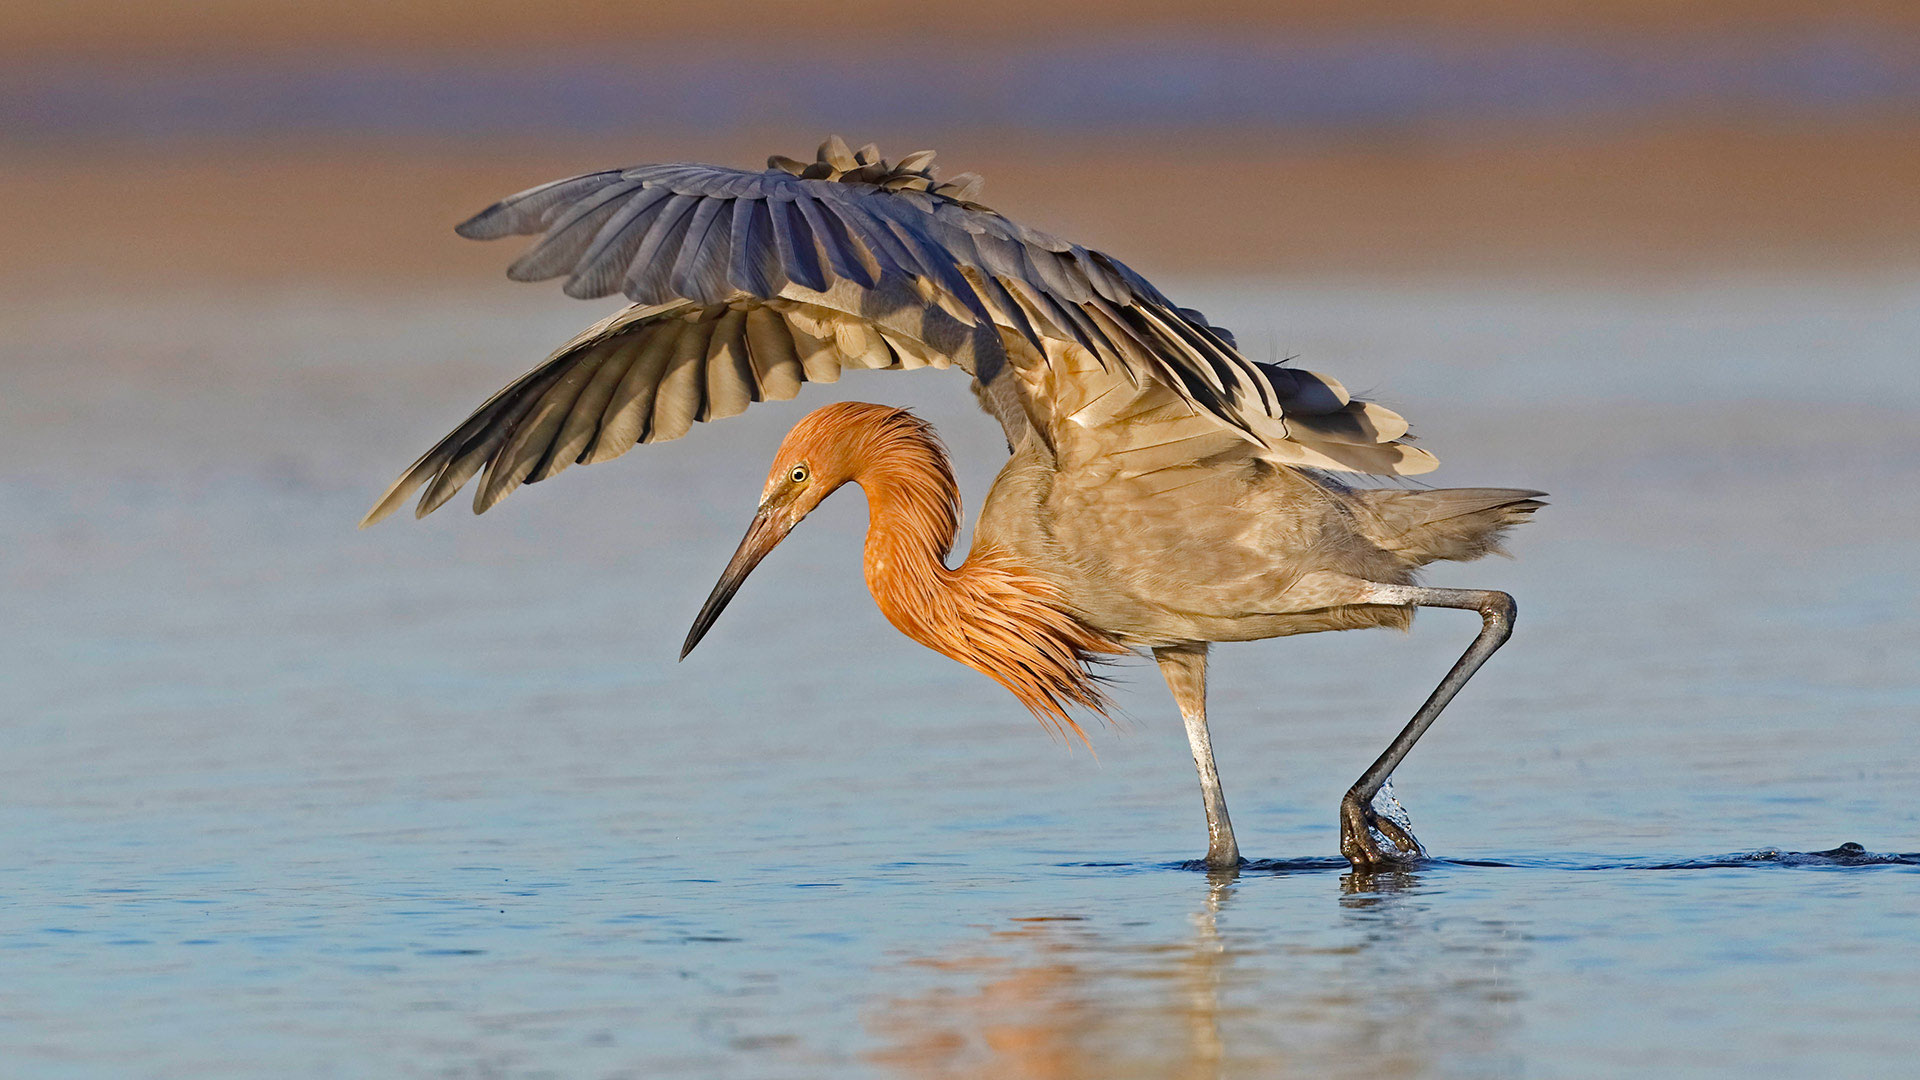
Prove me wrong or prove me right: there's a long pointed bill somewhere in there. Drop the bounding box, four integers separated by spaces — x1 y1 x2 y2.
681 508 792 660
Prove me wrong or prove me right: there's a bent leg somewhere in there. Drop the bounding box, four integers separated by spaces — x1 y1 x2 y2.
1342 583 1517 871
1154 644 1241 868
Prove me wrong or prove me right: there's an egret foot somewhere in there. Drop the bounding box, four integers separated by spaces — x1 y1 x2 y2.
1339 787 1425 871
1202 844 1243 871
1338 585 1517 872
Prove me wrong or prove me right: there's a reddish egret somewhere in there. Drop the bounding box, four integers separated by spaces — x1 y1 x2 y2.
364 138 1543 870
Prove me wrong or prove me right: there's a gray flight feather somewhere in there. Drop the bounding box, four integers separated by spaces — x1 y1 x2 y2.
369 139 1450 529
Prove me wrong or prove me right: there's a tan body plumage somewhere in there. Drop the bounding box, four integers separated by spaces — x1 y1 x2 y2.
364 138 1543 871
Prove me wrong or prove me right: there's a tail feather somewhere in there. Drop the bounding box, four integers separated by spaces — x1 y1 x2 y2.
1357 487 1546 565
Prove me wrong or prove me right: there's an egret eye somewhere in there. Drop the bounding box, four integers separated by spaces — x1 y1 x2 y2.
789 464 810 484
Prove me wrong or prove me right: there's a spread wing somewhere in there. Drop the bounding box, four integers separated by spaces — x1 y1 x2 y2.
364 137 1436 527
360 295 992 524
453 138 1290 431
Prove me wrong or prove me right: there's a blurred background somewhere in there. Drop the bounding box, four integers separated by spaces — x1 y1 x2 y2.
5 0 1918 288
5 3 1919 1078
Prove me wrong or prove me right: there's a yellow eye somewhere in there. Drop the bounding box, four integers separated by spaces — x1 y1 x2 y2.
789 464 810 484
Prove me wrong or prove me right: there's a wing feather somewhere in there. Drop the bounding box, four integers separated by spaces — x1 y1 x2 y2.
418 423 515 517
646 314 718 443
793 195 876 288
587 321 682 463
368 143 1448 528
623 194 702 303
1282 401 1412 446
768 198 828 292
871 214 991 326
452 152 1287 435
971 272 1038 345
786 319 841 383
543 331 650 477
831 318 893 370
1261 365 1350 414
474 349 611 510
820 199 909 281
880 329 947 371
997 273 1093 353
744 307 804 400
505 180 642 283
727 199 781 296
1021 245 1094 306
702 308 756 420
455 170 625 240
564 185 676 299
670 198 736 305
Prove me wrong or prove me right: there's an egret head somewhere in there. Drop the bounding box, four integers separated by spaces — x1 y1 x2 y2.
680 402 920 659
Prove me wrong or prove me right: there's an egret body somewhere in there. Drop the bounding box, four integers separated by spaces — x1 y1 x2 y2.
365 138 1543 870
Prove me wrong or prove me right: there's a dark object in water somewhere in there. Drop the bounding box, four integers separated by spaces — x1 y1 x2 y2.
1457 843 1920 871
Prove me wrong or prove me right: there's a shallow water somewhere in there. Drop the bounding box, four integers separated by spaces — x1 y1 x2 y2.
3 278 1918 1077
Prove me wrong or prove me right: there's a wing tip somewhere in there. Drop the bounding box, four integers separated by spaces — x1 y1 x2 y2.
505 253 560 283
1396 445 1442 476
359 475 422 529
562 274 616 300
454 204 511 240
472 467 522 516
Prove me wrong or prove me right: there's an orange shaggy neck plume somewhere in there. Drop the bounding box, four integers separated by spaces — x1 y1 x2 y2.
793 404 1127 741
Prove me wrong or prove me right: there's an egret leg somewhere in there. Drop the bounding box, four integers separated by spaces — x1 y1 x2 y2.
1340 584 1517 871
1155 644 1241 869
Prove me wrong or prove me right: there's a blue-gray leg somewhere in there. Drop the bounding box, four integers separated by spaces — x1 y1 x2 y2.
1342 584 1517 871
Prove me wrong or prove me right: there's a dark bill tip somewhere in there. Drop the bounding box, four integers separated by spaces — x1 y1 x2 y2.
681 510 785 660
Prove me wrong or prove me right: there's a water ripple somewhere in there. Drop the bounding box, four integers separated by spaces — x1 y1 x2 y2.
1076 842 1920 876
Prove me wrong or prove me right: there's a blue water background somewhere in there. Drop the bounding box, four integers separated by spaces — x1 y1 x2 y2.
2 277 1918 1076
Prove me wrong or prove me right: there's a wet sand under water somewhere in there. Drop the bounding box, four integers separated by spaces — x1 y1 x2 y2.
2 278 1918 1077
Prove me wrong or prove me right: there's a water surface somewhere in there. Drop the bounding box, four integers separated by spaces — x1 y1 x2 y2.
3 278 1917 1077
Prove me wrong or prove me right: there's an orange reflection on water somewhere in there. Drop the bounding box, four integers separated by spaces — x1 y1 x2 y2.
865 871 1524 1080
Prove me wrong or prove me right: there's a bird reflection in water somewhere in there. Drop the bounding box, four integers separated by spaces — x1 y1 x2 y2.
864 869 1525 1079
